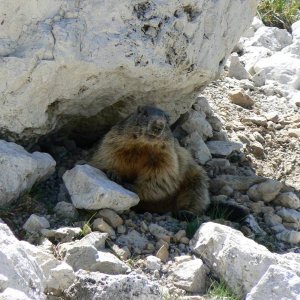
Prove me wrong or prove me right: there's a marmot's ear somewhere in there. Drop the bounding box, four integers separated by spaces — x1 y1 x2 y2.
137 106 143 113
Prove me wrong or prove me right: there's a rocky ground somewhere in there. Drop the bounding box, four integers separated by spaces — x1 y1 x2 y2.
1 17 300 300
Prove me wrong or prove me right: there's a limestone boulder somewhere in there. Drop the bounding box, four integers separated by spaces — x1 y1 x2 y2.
190 222 300 297
246 265 300 300
0 0 257 142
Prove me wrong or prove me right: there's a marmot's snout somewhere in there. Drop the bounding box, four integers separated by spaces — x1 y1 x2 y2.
148 118 165 136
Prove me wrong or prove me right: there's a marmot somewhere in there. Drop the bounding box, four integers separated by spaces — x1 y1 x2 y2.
90 105 210 215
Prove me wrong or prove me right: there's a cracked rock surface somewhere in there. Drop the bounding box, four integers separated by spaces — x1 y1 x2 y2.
0 0 256 142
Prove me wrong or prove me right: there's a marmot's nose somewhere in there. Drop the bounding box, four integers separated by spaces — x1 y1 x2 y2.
151 120 165 132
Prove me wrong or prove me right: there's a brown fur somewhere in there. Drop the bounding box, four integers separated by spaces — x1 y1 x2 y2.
90 106 210 215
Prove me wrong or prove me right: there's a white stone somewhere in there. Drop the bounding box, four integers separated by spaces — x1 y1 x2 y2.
45 262 75 295
254 53 300 88
240 46 272 73
228 53 250 80
97 209 123 228
206 141 242 156
65 270 162 299
63 164 140 211
292 20 300 40
0 288 33 300
0 140 56 207
19 241 75 294
274 192 300 209
190 222 300 297
181 110 213 140
182 132 212 165
23 214 50 233
0 0 257 141
145 256 162 271
245 26 293 51
172 259 208 293
0 274 8 292
246 265 300 300
94 251 130 274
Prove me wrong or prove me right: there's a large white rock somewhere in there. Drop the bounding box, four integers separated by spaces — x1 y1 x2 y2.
63 164 140 211
190 222 300 297
246 265 300 300
0 222 45 299
0 0 257 141
245 26 293 51
254 52 300 89
0 140 56 207
65 270 162 300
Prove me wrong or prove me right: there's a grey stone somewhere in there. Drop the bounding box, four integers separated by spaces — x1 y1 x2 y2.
41 227 82 243
116 230 148 250
274 192 300 209
277 208 300 223
247 179 283 202
181 110 213 140
182 132 212 165
228 53 251 80
54 201 79 219
207 141 243 157
0 274 8 292
92 218 116 239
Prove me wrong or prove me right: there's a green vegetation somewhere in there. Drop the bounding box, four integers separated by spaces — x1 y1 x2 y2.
257 0 300 32
80 211 98 237
207 280 241 300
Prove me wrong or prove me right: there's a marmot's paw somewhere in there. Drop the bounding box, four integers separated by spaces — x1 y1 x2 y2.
106 170 123 184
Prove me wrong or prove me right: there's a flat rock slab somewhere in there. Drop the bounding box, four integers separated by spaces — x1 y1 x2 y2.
63 164 140 211
0 140 56 208
206 141 243 156
65 270 162 300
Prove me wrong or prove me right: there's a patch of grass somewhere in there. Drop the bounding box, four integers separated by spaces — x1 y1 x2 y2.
186 217 202 238
257 0 300 32
207 280 241 300
79 211 98 237
206 202 236 221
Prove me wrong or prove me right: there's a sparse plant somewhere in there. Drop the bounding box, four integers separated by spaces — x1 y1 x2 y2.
207 279 241 300
80 211 98 237
257 0 300 32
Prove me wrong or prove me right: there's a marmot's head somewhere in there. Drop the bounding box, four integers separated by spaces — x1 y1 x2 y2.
118 105 173 143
